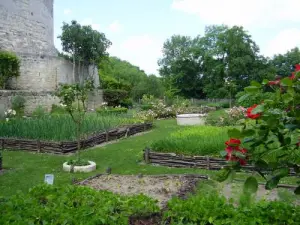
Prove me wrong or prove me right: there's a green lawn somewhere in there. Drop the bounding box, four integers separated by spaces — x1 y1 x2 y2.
0 119 297 197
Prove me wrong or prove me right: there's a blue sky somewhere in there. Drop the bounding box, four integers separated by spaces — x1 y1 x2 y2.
54 0 300 75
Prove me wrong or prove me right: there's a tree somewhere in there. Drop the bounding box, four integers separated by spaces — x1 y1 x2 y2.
158 35 204 98
55 80 94 165
58 20 111 82
270 47 300 76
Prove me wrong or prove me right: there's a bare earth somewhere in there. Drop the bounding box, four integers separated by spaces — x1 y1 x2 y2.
80 174 202 207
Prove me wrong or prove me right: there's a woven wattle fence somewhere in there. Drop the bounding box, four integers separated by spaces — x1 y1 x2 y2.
0 123 152 154
143 149 297 176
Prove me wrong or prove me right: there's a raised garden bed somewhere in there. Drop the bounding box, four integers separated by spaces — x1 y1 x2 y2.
144 149 297 176
78 174 208 208
0 123 152 154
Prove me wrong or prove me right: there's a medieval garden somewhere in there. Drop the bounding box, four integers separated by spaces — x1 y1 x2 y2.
0 0 299 224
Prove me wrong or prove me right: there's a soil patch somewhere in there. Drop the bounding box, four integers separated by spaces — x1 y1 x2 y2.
79 174 207 208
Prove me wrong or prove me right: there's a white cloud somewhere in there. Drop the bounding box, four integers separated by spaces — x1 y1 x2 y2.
63 8 72 15
108 35 163 75
263 28 300 57
171 0 300 27
81 18 100 31
108 20 123 33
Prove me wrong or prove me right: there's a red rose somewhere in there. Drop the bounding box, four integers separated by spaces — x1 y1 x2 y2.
289 72 296 80
295 64 300 71
225 138 241 147
247 104 261 119
268 80 280 85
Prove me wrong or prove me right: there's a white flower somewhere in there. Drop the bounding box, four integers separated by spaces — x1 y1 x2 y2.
101 102 108 106
12 110 16 115
60 103 66 107
6 118 9 122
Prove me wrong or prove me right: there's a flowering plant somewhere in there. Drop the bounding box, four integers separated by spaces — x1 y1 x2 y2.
4 109 16 122
220 64 300 195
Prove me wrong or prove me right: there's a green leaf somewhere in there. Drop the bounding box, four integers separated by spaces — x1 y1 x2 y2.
295 185 300 195
273 168 289 178
208 217 214 223
262 79 269 85
234 151 246 159
251 81 262 88
255 159 269 169
264 99 274 105
243 176 258 194
282 93 293 104
241 129 256 137
238 94 250 104
280 77 293 86
228 128 242 139
243 137 255 143
244 86 260 93
251 104 264 114
266 177 280 190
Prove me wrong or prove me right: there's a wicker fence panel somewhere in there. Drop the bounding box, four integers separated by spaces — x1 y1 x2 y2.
0 123 152 154
144 150 297 176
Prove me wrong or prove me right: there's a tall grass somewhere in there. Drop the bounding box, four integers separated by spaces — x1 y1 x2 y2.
0 113 140 141
151 126 229 156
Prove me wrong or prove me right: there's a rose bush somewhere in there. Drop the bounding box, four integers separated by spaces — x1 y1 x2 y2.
220 64 300 195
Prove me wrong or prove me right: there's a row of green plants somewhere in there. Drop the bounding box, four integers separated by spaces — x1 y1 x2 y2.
151 126 229 156
165 189 300 224
1 183 299 225
0 184 159 225
0 113 139 141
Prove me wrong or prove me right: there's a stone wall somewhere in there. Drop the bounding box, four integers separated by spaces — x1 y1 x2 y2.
0 90 103 115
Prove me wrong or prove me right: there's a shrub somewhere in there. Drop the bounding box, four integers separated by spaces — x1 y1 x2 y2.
120 98 133 108
205 107 245 126
103 89 128 107
11 95 26 116
0 184 159 225
151 126 229 156
140 104 153 111
96 106 128 115
0 51 20 89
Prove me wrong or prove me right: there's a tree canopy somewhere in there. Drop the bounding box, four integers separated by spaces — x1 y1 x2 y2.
158 25 276 99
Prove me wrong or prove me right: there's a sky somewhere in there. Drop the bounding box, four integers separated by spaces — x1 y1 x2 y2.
54 0 300 75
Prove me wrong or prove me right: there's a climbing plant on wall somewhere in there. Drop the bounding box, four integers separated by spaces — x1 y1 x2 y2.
0 51 20 89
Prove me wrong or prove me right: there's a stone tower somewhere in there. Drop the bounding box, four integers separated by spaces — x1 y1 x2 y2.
0 0 102 113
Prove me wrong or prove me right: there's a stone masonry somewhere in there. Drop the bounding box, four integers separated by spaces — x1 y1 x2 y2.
0 0 102 113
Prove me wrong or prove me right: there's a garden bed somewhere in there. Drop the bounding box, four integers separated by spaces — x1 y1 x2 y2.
78 174 208 208
0 123 152 154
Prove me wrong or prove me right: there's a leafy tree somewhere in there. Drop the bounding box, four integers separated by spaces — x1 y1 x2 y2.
99 56 164 100
158 25 275 99
58 20 111 82
55 80 94 165
270 47 300 76
158 35 204 98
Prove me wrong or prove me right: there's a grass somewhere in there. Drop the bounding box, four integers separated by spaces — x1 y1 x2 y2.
0 119 297 197
0 113 140 141
151 126 229 156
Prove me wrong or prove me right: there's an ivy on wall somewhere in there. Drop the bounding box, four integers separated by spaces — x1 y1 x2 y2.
0 51 20 89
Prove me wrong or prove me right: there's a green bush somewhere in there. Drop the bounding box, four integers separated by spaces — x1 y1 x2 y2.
164 191 300 224
0 184 159 225
120 98 133 108
0 51 20 89
96 106 128 115
103 89 129 107
140 104 153 111
11 95 26 116
151 126 229 156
